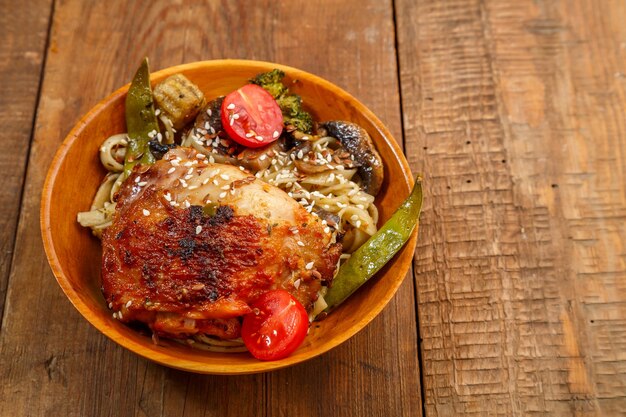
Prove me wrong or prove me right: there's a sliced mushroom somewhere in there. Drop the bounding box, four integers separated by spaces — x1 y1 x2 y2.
320 121 384 195
193 96 224 135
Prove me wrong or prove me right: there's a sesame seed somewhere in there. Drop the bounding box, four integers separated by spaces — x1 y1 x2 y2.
350 215 359 221
245 132 254 138
180 179 188 187
239 166 245 171
271 159 277 165
155 109 161 116
134 176 141 183
184 200 190 208
297 150 304 159
209 156 215 163
170 200 178 206
207 108 212 116
219 192 227 199
202 178 210 185
273 131 280 138
204 122 211 130
157 132 163 142
108 302 113 309
196 153 206 159
212 179 219 186
305 261 314 270
324 226 330 233
142 209 150 216
297 241 305 247
196 225 202 234
227 103 235 110
259 154 267 161
220 174 230 180
221 185 230 190
229 117 234 126
171 159 180 166
232 113 240 120
356 220 362 228
255 135 264 141
164 193 172 202
118 311 123 320
184 161 193 167
125 300 132 308
302 136 309 140
167 167 176 175
187 167 194 174
185 174 193 180
294 279 301 289
188 185 199 190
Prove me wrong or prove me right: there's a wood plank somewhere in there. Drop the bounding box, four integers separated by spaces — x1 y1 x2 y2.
396 0 626 415
0 1 421 416
0 0 53 321
265 1 422 416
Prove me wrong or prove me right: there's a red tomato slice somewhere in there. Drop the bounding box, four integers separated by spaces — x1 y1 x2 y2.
241 290 309 360
221 84 283 148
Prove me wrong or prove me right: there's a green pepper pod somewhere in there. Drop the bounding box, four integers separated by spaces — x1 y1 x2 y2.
123 58 159 178
323 177 423 310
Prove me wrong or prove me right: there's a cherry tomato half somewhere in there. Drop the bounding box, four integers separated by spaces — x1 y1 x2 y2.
221 84 283 148
241 290 309 360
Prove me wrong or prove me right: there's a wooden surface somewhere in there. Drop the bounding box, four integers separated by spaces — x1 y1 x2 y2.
0 0 624 415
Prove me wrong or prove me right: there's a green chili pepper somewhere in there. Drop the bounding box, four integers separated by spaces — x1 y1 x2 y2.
123 58 159 178
323 177 423 310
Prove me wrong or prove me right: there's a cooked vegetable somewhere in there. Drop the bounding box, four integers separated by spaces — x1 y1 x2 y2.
153 73 205 131
124 58 159 178
250 69 313 133
241 290 309 360
249 69 287 98
221 84 284 148
323 177 423 310
321 121 385 196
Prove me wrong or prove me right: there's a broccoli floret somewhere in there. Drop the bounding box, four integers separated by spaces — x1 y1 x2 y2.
250 69 287 99
249 69 314 133
276 94 302 117
285 111 313 133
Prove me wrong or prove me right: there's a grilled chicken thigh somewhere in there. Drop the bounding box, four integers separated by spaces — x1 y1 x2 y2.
102 147 341 339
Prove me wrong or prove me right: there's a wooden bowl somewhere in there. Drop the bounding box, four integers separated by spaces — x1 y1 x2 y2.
41 60 418 374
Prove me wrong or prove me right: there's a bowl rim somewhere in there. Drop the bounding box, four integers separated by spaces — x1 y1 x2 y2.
40 59 418 374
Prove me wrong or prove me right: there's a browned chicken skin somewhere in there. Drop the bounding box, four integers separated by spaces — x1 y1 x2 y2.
102 148 341 339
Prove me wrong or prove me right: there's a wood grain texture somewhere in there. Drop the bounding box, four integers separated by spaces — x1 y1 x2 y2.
0 0 421 416
396 0 626 415
0 0 53 322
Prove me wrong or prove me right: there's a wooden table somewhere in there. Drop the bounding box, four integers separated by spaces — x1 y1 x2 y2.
2 1 625 415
